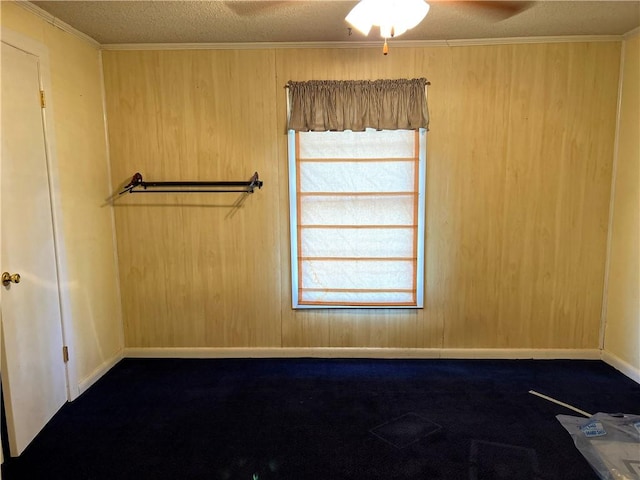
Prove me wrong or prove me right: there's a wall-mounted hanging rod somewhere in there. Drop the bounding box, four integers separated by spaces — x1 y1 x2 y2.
119 172 263 195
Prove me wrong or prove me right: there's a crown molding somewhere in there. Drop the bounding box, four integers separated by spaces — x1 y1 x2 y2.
101 35 622 51
16 0 100 48
100 40 447 51
443 34 622 46
624 26 640 39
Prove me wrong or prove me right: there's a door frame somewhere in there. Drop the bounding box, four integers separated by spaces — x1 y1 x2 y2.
1 28 79 402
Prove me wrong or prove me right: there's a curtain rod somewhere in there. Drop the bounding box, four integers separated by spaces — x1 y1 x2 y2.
284 80 431 87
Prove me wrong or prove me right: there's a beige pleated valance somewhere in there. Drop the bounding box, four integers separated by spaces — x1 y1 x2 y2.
286 78 429 132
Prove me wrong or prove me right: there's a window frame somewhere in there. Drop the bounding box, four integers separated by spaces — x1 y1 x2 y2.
287 128 427 309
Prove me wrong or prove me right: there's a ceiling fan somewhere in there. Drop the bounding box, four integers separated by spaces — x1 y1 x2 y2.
222 0 533 53
222 1 533 20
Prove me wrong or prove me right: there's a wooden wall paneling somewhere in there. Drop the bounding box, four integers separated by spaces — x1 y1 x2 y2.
103 41 619 351
433 45 513 348
568 42 622 347
420 47 453 351
326 310 419 348
103 49 281 348
276 43 619 350
495 43 557 349
494 42 620 349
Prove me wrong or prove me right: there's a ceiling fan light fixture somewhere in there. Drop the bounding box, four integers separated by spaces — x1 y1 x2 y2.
346 0 430 39
345 0 375 35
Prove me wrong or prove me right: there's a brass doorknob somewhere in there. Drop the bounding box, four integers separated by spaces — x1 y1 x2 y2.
2 272 20 286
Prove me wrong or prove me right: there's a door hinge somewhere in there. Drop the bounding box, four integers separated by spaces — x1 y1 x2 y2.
62 346 69 363
40 90 46 108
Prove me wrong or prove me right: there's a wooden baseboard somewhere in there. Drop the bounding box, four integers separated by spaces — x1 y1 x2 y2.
124 347 601 360
601 350 640 384
77 350 124 396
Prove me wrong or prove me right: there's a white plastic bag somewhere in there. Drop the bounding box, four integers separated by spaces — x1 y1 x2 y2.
557 413 640 480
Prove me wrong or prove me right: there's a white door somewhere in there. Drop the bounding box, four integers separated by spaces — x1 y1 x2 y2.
1 41 68 457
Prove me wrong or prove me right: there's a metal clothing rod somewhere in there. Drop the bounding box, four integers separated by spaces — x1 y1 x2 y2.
119 172 263 195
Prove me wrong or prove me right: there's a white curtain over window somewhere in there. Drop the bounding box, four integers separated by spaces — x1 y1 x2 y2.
290 128 426 307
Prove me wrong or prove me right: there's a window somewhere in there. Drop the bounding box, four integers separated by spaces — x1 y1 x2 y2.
288 128 426 308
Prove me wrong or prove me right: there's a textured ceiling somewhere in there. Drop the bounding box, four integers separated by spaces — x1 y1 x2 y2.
30 0 640 45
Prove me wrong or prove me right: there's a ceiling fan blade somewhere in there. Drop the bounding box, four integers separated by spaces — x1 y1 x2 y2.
223 1 290 17
451 1 534 20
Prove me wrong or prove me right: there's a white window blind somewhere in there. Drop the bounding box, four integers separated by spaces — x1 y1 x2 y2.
288 128 426 308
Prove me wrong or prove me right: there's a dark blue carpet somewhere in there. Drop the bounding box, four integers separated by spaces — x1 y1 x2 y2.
2 358 639 480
